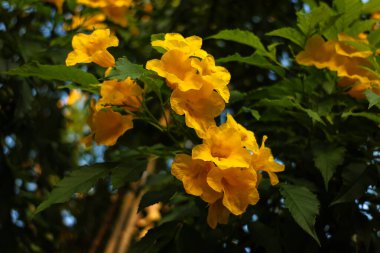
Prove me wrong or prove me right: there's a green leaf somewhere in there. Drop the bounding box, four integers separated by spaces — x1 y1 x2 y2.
368 29 380 48
348 20 379 36
3 62 99 86
257 98 325 124
151 33 165 42
108 57 152 80
129 222 179 253
111 160 147 189
331 164 376 205
217 53 285 77
364 89 380 109
35 163 112 214
150 33 166 53
342 111 380 124
240 106 261 120
297 3 335 36
361 0 380 13
279 184 320 245
207 29 267 53
266 27 305 47
313 145 345 190
140 75 164 96
333 0 362 30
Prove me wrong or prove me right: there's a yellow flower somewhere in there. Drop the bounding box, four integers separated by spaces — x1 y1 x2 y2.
296 35 344 70
225 114 259 152
170 83 225 137
335 33 372 59
207 167 259 215
190 55 231 102
171 154 222 203
77 0 133 8
192 123 251 169
86 102 133 146
67 89 83 105
152 33 208 59
66 29 119 68
65 13 107 31
372 11 380 20
77 0 133 27
338 77 380 99
77 0 108 8
146 50 201 91
97 78 142 112
45 0 64 14
102 6 129 27
250 136 285 186
207 199 230 229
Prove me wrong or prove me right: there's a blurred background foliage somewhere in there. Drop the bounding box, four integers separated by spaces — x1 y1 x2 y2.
1 0 380 253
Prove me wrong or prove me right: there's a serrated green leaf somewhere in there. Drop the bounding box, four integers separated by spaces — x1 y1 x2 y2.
108 57 151 80
313 145 345 190
217 53 285 77
266 27 305 47
111 160 147 189
35 163 112 214
333 0 362 31
207 29 267 53
364 89 380 109
297 3 335 36
279 184 320 246
3 62 99 86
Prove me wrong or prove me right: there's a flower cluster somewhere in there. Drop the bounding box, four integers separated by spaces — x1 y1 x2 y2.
172 115 284 228
146 33 230 137
66 29 143 146
296 34 380 98
83 78 142 146
77 0 134 27
146 33 284 228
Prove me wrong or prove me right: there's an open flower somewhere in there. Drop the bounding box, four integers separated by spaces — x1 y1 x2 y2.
335 33 372 58
66 29 119 68
207 167 259 215
190 55 231 102
225 114 259 152
192 123 251 169
65 13 107 31
170 84 225 137
152 33 208 58
146 50 201 91
296 35 380 98
171 154 222 203
251 136 285 185
85 101 133 146
77 0 133 27
97 78 142 112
